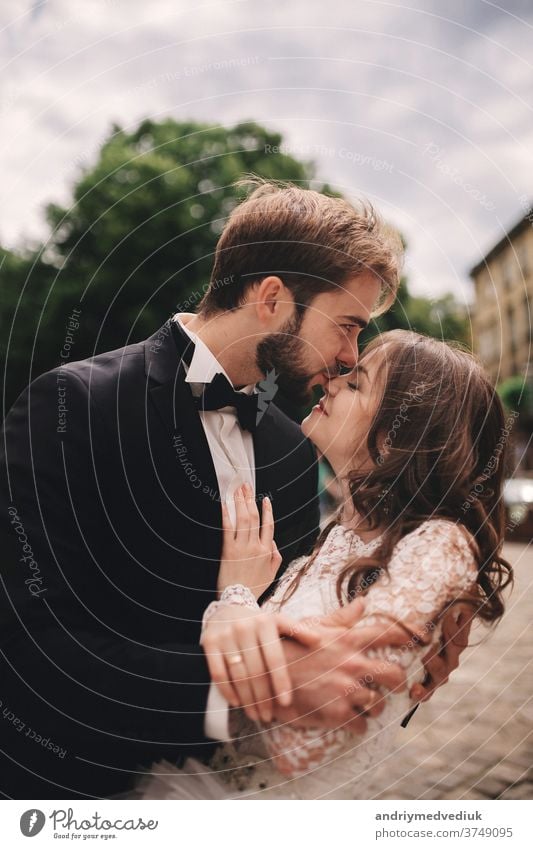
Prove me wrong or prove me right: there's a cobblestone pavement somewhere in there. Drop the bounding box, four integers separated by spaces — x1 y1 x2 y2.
374 541 533 800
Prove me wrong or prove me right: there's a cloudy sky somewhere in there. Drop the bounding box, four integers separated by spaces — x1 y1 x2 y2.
1 0 532 302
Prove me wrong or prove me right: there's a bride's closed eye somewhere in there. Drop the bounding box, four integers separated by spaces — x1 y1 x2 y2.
347 381 359 391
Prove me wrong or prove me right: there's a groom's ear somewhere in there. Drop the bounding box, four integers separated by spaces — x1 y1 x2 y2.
253 276 294 324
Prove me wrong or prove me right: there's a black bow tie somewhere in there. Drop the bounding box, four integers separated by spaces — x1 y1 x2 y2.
195 372 259 433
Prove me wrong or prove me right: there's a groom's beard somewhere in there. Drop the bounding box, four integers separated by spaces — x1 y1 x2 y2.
255 313 316 406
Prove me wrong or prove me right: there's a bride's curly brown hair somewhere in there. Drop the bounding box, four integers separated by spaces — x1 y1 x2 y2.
285 330 513 627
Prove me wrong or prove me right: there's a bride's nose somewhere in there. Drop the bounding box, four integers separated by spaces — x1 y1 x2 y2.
325 375 342 396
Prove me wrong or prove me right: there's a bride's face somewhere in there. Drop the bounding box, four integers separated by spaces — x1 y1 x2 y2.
301 348 385 474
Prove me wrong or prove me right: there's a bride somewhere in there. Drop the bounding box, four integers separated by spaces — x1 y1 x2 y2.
139 329 513 800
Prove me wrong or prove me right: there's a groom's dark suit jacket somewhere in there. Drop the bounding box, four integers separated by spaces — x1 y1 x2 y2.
0 319 320 798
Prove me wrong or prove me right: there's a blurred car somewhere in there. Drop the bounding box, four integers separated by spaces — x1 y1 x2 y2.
504 476 533 542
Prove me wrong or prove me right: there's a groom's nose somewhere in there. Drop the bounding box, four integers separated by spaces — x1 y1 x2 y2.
338 339 358 369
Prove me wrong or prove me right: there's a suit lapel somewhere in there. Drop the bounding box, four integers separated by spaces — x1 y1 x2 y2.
144 319 286 550
253 404 277 506
145 320 221 534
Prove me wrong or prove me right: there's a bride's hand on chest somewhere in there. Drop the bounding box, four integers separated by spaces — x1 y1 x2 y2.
217 483 282 600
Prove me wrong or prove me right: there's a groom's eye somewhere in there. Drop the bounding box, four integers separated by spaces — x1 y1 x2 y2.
341 324 357 334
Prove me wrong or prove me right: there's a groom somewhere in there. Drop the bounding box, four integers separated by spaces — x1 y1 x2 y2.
0 179 466 799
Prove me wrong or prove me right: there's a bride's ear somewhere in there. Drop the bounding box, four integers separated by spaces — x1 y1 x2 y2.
375 431 389 466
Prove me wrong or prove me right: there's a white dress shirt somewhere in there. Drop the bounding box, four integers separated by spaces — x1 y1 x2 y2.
173 313 255 740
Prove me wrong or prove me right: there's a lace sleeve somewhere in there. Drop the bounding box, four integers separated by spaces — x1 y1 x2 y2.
260 519 479 778
201 584 259 637
356 519 479 626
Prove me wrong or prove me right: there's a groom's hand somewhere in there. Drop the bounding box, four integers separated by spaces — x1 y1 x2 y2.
271 600 425 733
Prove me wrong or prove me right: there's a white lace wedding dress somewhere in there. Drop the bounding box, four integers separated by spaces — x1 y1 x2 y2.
139 519 477 800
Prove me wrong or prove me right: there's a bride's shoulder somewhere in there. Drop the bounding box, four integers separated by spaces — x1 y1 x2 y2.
396 516 472 542
392 517 479 564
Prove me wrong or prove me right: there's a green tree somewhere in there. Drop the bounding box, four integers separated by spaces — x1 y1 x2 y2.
43 118 336 357
367 279 470 347
0 245 57 413
1 119 334 409
497 375 533 416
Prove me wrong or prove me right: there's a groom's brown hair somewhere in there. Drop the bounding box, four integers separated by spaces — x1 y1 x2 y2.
198 177 403 317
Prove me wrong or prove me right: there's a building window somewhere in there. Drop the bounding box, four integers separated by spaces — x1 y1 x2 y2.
524 293 532 346
501 253 514 291
518 239 529 277
475 268 495 302
485 269 496 300
477 327 498 362
507 303 517 373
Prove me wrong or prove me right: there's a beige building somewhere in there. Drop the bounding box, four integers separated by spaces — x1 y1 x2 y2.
470 208 533 384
